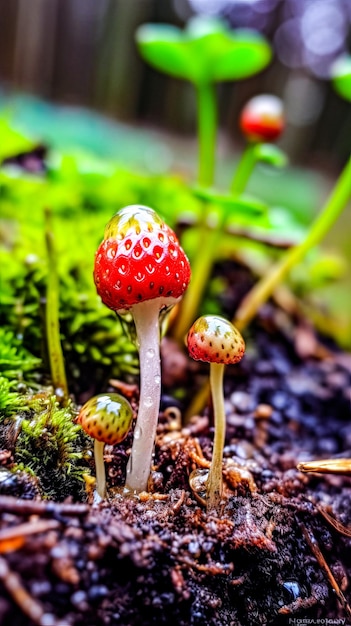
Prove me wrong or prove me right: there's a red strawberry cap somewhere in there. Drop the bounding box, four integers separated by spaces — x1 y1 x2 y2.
94 205 191 312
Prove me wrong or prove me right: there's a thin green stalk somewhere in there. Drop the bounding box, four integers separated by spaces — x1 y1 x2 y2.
44 208 69 403
172 83 217 339
174 143 260 341
172 224 221 342
230 143 257 195
187 155 351 420
234 154 351 332
206 362 225 512
196 82 217 187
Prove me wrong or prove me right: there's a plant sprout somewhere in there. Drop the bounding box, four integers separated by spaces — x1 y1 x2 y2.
187 315 245 511
136 15 271 187
331 54 351 102
233 153 351 333
233 56 351 332
231 94 286 195
94 205 191 493
173 94 287 343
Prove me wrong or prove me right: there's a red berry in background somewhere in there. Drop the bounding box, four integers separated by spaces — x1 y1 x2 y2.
239 94 285 143
94 205 191 313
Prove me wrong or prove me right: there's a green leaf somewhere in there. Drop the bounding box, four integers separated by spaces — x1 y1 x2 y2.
331 55 351 102
136 16 272 86
192 186 268 217
253 143 288 168
229 194 269 216
136 25 197 82
208 29 272 81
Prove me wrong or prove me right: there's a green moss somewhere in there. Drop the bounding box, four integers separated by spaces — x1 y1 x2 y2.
0 376 26 417
0 328 41 380
15 395 88 500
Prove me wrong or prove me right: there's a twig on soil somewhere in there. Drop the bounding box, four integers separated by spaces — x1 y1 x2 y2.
177 555 233 575
278 593 318 615
188 449 211 469
171 490 186 515
109 378 139 401
317 505 351 538
299 521 351 619
0 495 89 518
298 458 351 475
0 555 67 626
0 519 60 554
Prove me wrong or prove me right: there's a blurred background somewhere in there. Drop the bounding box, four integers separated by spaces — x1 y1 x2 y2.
0 0 351 171
1 0 351 358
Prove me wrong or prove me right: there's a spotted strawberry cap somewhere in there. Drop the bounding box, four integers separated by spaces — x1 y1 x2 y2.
78 393 133 445
187 315 245 365
94 205 191 312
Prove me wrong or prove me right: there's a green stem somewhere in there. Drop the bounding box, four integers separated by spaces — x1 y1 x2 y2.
207 362 225 512
234 154 351 332
173 144 259 342
44 208 69 403
230 143 257 195
94 439 106 499
173 81 217 338
172 224 221 342
196 82 217 187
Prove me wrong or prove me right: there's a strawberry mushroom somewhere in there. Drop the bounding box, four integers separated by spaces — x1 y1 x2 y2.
187 315 245 512
78 393 133 499
94 205 191 493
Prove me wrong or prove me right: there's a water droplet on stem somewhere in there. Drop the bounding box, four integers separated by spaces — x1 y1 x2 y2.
134 425 142 439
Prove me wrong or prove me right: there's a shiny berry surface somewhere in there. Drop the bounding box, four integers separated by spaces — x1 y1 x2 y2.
78 393 133 445
187 315 245 365
94 205 191 311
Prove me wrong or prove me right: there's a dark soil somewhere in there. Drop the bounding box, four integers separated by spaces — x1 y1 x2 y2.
0 301 351 626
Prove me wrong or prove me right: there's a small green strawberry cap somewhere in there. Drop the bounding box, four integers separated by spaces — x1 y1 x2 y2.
187 315 245 365
78 393 133 445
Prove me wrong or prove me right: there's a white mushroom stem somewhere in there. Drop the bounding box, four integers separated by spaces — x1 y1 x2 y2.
206 362 225 511
94 440 106 499
125 299 163 493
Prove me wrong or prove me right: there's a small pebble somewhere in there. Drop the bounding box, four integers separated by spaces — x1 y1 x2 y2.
227 414 247 428
270 391 289 411
230 391 255 413
254 404 273 419
317 437 338 454
71 590 88 611
254 360 275 375
88 585 109 602
326 370 349 389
